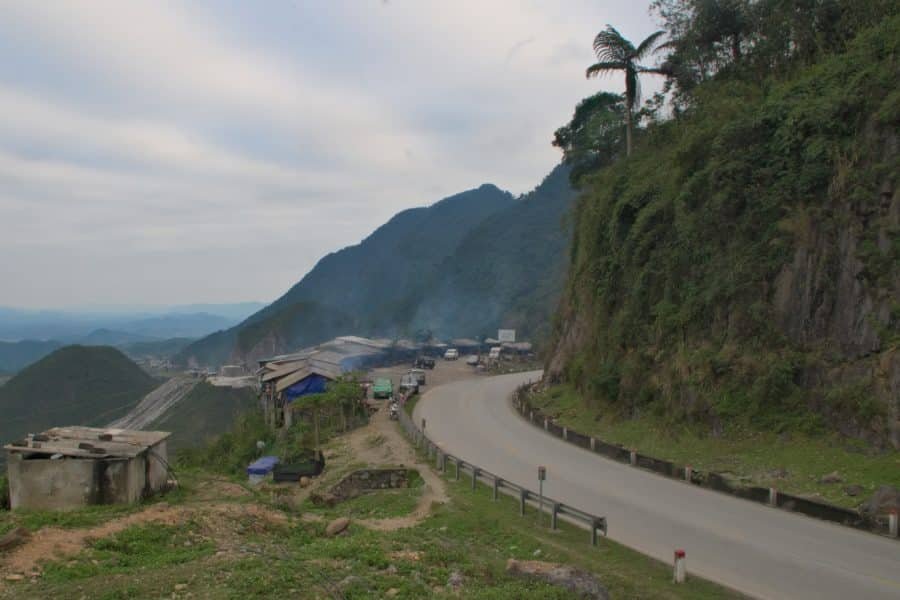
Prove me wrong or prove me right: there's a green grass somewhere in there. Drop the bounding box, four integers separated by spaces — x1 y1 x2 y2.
531 384 900 508
40 522 215 584
4 445 737 600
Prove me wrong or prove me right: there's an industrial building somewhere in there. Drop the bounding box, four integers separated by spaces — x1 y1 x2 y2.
4 426 171 511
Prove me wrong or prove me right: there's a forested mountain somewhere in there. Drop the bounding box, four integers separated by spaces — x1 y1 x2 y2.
413 164 575 341
179 175 577 366
0 345 158 451
178 184 515 365
547 2 899 447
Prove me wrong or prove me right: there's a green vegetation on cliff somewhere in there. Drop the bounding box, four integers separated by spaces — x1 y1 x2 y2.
548 5 899 446
0 345 157 448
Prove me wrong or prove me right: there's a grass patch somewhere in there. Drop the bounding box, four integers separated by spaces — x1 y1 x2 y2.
531 384 900 508
303 471 424 520
40 522 214 584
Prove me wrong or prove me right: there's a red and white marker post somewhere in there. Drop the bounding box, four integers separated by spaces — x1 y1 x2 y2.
673 549 687 583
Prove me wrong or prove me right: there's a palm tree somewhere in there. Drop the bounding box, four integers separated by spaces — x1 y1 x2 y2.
586 26 667 156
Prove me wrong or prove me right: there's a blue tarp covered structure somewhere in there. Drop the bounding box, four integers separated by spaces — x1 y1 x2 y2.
247 455 280 476
284 373 330 401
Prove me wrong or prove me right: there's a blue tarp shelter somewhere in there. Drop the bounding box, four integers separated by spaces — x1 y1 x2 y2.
284 373 330 401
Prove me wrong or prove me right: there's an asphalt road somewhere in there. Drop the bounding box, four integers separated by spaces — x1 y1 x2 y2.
414 371 900 600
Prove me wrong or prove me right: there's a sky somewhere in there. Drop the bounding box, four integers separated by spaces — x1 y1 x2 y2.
0 0 661 309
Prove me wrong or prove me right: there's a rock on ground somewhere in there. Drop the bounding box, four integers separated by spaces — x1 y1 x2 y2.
325 517 351 537
506 559 609 599
447 570 464 590
860 485 900 516
819 471 843 484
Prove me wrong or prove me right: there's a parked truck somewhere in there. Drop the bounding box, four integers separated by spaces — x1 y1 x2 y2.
372 377 393 400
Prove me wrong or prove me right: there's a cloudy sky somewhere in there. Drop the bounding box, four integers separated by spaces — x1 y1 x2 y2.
0 0 660 309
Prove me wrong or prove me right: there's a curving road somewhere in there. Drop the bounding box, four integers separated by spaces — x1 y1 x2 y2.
414 371 900 600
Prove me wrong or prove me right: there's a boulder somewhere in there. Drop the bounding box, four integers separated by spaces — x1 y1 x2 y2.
506 559 609 599
819 471 843 484
860 485 900 516
844 484 863 497
299 476 311 488
326 517 351 537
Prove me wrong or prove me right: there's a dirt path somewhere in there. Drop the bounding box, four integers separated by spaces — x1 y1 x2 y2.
344 400 449 531
0 482 281 579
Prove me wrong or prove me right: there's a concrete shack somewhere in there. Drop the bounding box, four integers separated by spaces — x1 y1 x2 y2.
4 426 171 511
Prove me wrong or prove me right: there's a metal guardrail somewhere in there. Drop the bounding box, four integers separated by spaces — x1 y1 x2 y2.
513 387 899 540
397 406 608 546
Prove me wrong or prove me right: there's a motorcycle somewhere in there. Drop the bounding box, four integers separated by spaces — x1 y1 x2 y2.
389 402 399 421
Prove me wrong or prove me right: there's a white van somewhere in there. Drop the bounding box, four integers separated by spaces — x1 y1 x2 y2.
489 346 502 360
444 348 459 360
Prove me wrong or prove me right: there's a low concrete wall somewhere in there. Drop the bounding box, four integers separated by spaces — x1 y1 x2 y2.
330 468 411 501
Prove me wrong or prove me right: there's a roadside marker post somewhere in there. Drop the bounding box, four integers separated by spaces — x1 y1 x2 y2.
538 466 547 526
685 465 693 482
889 509 898 538
769 487 778 506
673 549 686 583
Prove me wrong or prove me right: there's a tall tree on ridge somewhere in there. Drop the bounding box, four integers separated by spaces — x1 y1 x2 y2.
586 26 667 156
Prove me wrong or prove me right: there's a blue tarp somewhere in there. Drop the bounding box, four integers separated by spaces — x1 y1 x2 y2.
284 373 330 401
247 455 280 476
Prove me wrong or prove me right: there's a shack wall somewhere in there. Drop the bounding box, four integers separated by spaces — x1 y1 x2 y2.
7 453 97 511
147 441 168 491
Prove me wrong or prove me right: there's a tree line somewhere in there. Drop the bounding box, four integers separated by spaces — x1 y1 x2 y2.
555 0 898 181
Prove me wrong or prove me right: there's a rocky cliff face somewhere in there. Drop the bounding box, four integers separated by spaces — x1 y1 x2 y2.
545 21 899 447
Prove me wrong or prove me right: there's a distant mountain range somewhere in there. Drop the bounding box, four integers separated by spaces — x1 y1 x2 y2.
0 303 266 342
178 164 575 367
0 304 267 374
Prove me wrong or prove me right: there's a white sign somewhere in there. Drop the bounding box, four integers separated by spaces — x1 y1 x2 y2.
498 329 516 342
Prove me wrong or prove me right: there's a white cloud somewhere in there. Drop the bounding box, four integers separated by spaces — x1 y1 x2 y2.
0 0 662 307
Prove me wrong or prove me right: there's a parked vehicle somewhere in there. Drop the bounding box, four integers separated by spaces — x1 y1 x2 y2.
372 377 393 399
489 346 502 360
409 368 426 385
465 355 479 366
444 348 459 360
399 373 419 394
414 356 436 369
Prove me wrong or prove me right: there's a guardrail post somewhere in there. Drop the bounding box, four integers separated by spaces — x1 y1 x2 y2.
590 437 596 451
544 418 548 431
768 487 778 506
492 477 500 501
591 518 604 546
455 459 461 481
435 449 442 470
519 490 527 516
889 509 898 538
530 411 534 422
551 503 560 530
685 465 693 482
563 427 568 441
471 467 479 491
630 450 637 466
